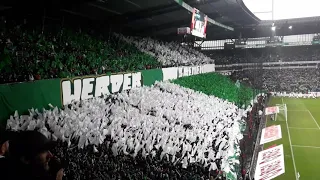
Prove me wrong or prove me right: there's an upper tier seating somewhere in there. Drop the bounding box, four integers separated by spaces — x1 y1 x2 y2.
208 46 320 65
0 21 213 84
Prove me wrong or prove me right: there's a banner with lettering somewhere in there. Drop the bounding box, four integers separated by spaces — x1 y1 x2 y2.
255 145 285 180
190 8 208 38
260 125 282 145
265 106 279 115
255 156 285 180
257 144 284 166
0 64 215 124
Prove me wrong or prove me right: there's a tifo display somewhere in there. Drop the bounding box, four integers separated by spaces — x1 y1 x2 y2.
4 74 260 180
0 64 215 124
2 1 320 180
2 67 263 180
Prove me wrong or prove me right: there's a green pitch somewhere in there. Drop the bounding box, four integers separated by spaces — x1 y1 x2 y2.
264 97 320 180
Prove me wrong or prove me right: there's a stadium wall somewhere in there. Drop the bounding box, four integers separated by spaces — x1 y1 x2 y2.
0 64 215 124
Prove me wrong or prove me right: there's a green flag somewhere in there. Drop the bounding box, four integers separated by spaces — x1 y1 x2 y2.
235 80 241 88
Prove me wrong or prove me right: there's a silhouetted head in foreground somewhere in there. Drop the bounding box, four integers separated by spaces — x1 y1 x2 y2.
10 130 55 173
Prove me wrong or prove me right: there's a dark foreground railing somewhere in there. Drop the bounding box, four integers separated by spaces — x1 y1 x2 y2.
239 94 270 180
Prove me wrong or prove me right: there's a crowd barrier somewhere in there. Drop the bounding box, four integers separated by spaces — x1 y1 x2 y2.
241 94 270 180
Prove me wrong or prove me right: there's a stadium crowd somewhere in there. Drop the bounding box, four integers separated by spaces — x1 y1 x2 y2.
0 16 303 180
262 68 320 92
210 45 320 65
117 34 214 67
1 77 261 180
0 19 213 84
231 68 320 93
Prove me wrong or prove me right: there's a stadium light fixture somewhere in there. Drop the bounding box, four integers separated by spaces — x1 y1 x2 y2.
289 25 293 29
271 26 276 31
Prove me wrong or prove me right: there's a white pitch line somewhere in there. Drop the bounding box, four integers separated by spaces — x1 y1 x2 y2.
287 110 308 112
282 98 298 180
289 127 319 130
307 110 320 130
292 145 320 149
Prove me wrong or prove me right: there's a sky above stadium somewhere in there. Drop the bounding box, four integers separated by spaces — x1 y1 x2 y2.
243 0 320 20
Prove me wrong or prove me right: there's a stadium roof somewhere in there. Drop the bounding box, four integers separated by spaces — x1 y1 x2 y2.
0 0 259 40
1 0 319 41
106 0 261 40
244 0 320 20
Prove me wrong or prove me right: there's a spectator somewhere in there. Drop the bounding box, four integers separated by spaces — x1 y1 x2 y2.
0 129 18 178
0 130 10 159
0 130 10 172
6 130 64 180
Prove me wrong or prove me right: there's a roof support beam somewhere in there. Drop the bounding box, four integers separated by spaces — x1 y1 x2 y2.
133 12 221 34
120 0 219 23
87 3 121 15
135 19 191 35
61 9 95 20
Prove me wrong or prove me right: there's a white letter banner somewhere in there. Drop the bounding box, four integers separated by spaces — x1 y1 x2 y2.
265 106 280 115
260 125 282 145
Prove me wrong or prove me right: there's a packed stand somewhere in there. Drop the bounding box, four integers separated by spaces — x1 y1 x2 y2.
230 68 320 93
117 34 215 67
0 18 213 85
209 45 320 65
173 72 255 107
230 70 264 90
5 80 251 180
0 19 160 84
262 68 320 92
